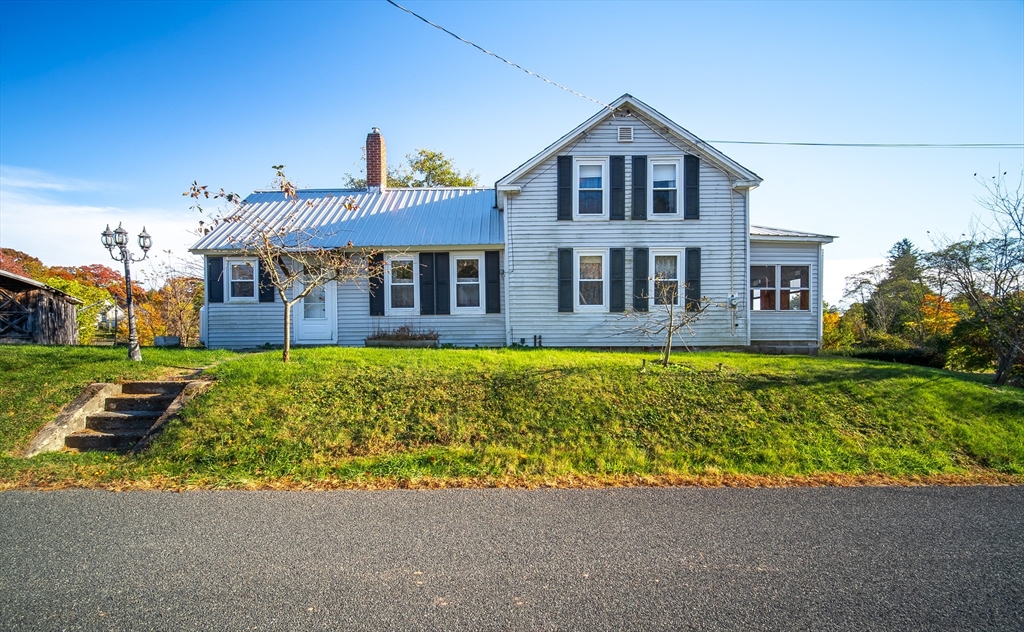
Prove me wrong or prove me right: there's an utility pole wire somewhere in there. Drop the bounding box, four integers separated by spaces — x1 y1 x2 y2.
705 141 1023 149
385 0 613 112
386 1 1023 151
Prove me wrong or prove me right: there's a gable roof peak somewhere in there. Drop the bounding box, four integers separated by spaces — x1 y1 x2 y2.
497 95 761 188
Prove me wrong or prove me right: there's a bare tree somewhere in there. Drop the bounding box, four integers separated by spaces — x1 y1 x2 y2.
618 279 717 367
186 166 383 362
930 171 1023 385
140 251 204 347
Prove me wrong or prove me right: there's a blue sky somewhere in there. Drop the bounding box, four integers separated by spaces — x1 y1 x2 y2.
1 0 1021 304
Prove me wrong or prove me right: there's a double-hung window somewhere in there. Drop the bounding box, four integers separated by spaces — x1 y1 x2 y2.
649 158 681 216
575 249 608 310
452 253 484 314
750 265 810 311
780 266 810 310
574 158 608 218
387 255 417 313
226 258 257 302
650 250 682 306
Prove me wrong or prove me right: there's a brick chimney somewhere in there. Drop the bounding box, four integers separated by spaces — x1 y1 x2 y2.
366 127 386 192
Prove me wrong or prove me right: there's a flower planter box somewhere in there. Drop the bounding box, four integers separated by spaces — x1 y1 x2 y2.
364 339 439 348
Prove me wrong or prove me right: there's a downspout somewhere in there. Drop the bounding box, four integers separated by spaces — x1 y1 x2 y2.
502 192 512 347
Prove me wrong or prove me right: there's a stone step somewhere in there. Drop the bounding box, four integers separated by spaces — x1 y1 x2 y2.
65 429 145 452
86 411 160 433
120 381 187 396
104 394 176 413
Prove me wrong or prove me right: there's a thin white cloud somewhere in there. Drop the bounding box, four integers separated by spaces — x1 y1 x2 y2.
0 165 107 193
0 170 199 272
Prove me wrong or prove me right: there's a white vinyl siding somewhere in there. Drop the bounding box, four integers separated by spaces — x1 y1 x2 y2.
749 241 822 344
503 115 749 347
203 251 506 349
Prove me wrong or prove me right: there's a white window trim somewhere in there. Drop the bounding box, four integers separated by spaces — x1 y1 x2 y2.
451 252 486 315
649 249 685 308
385 253 418 316
225 257 258 303
749 264 812 312
647 156 682 219
573 157 609 220
779 264 812 312
574 248 609 312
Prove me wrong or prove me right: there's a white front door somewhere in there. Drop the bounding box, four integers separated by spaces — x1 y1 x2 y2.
294 279 336 344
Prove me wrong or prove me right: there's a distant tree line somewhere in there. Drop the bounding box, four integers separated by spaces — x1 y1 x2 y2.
0 248 203 347
824 171 1023 386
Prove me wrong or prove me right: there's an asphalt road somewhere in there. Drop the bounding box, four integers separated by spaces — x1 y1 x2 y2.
1 487 1022 631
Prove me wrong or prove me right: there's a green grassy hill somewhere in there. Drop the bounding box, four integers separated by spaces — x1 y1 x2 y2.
1 346 1021 489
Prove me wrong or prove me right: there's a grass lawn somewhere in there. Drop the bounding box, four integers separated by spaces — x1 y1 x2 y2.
1 345 1021 489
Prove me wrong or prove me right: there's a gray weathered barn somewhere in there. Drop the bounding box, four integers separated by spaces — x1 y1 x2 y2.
0 270 81 345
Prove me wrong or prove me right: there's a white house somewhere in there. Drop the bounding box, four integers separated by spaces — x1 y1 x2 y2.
192 95 833 353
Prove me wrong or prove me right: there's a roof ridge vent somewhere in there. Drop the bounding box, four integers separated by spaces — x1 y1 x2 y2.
617 126 633 142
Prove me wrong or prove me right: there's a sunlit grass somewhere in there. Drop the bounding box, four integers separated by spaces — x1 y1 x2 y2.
1 346 1021 488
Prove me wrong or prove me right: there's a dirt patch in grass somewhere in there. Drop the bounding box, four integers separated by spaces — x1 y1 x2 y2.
3 470 1020 492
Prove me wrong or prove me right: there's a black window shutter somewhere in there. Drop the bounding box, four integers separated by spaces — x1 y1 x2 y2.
207 256 224 303
685 247 701 311
368 253 384 315
419 253 435 315
557 248 573 312
632 248 649 311
684 155 700 219
258 259 275 302
631 156 647 220
435 253 450 315
610 248 625 312
610 156 625 220
557 156 573 220
485 251 501 314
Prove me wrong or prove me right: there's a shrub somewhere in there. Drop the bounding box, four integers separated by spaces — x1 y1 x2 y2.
828 347 946 369
366 325 439 341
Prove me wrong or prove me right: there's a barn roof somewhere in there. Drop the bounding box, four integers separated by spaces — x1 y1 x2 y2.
0 270 84 304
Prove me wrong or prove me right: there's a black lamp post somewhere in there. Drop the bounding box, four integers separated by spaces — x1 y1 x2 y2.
101 223 151 361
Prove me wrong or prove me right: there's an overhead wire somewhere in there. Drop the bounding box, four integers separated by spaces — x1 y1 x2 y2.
385 0 613 113
386 1 1022 151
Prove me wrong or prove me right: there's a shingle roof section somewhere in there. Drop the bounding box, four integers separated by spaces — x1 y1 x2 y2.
191 187 502 251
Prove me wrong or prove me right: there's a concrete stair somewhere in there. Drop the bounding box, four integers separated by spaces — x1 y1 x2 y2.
64 382 186 452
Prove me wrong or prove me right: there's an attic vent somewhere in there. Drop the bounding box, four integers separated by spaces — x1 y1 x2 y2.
617 126 634 142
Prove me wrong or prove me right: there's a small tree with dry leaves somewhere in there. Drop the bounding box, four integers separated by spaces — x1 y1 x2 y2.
186 166 383 362
618 277 718 367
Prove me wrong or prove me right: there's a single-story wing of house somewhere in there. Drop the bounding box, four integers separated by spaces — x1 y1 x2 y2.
191 94 834 353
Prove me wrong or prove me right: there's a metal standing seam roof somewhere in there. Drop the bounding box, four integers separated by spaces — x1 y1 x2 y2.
750 225 836 242
190 187 503 252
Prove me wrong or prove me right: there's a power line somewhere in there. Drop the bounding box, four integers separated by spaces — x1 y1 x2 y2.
386 1 1023 151
705 141 1023 149
385 0 613 112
